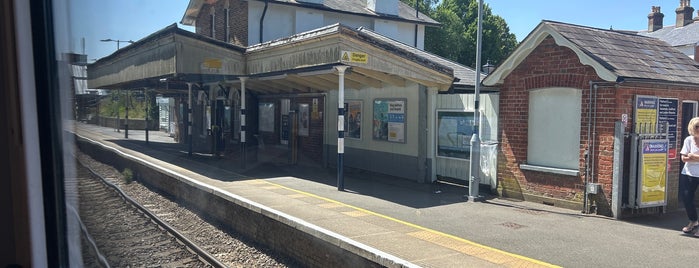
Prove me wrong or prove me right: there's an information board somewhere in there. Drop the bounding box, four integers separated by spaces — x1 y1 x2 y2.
373 99 405 143
634 95 658 133
658 98 678 159
637 139 668 208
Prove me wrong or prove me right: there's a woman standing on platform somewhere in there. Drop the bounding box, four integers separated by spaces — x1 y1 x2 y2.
680 117 699 235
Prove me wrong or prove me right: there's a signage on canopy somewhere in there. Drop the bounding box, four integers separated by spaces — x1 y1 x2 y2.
340 51 368 64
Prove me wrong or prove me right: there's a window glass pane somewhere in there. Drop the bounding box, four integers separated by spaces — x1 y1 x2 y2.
437 111 475 159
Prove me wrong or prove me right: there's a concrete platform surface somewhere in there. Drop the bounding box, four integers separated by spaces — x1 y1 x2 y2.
69 121 699 268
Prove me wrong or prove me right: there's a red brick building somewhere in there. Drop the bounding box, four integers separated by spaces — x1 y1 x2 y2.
483 21 699 218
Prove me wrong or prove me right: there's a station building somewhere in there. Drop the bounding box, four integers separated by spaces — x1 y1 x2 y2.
87 0 500 190
483 20 699 217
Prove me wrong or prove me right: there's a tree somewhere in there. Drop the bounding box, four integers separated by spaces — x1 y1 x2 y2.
402 0 518 69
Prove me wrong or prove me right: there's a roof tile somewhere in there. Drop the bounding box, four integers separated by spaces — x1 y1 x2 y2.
545 21 699 85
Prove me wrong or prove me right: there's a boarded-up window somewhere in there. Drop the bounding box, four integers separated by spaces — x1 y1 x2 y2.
528 87 581 170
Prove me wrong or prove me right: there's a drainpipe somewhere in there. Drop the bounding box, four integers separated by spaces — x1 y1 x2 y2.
259 0 269 44
414 1 419 47
584 82 599 214
591 84 599 208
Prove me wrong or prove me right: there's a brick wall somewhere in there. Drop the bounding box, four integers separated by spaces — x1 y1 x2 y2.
196 0 248 46
498 35 699 215
613 83 699 211
498 36 599 207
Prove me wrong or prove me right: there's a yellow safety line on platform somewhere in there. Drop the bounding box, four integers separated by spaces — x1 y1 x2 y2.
256 179 560 268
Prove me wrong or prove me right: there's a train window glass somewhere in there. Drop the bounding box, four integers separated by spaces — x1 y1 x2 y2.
50 1 200 266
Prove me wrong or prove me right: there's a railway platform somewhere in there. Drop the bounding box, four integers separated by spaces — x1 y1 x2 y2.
69 121 697 268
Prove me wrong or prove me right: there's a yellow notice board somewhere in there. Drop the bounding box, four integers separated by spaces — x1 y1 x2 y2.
340 51 368 64
638 139 668 208
634 95 658 133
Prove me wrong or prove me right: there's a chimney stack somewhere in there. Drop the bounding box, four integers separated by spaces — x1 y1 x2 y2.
676 0 695 27
648 6 664 32
695 43 699 62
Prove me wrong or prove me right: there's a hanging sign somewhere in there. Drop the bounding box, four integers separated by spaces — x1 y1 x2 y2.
201 58 225 73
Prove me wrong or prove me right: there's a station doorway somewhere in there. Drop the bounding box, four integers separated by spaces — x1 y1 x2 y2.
255 95 325 167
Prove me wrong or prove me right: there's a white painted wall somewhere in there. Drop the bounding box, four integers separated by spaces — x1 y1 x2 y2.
324 12 372 30
374 19 399 42
247 1 424 49
367 0 399 16
325 82 421 157
248 1 294 44
295 8 324 34
434 93 499 188
676 44 694 59
396 22 424 50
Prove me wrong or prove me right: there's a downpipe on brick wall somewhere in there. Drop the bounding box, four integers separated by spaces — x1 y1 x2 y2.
584 82 618 214
584 82 600 214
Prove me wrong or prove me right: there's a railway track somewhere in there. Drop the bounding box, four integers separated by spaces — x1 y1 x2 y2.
70 151 294 267
69 158 223 267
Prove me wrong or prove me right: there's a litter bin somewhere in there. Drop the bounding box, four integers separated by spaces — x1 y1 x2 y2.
480 141 499 191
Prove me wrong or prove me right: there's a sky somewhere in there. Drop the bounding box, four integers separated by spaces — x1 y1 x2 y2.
58 0 686 61
59 0 193 61
487 0 681 41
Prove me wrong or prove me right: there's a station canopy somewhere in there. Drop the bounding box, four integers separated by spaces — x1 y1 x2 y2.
88 23 481 95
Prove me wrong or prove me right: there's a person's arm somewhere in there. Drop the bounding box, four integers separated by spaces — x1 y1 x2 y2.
682 153 699 162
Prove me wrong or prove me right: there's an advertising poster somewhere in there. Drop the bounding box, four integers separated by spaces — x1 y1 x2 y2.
298 104 309 137
259 102 275 132
638 139 668 208
344 101 362 139
373 99 405 143
634 95 658 133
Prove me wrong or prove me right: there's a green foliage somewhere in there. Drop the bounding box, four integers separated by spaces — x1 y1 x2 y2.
122 168 133 184
401 0 518 69
99 90 157 119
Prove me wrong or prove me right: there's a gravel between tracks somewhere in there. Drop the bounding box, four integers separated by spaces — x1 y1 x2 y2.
76 150 296 267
